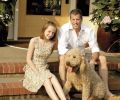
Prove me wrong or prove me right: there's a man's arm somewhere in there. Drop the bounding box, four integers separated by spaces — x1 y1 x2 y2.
58 27 69 55
88 29 100 64
88 29 100 53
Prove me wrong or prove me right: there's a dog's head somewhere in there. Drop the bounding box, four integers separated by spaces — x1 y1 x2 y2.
65 48 86 74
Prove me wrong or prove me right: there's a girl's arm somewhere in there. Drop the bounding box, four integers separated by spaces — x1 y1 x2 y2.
26 38 38 73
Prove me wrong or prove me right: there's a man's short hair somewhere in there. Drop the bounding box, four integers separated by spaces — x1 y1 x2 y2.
70 9 83 19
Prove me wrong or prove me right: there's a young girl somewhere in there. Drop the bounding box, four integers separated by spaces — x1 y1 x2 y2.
23 21 66 100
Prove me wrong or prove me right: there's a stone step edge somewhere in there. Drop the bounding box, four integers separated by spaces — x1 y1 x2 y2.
0 82 35 96
0 77 120 96
0 62 59 74
0 62 119 74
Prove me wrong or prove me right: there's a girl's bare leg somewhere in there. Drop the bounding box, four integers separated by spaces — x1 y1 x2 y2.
43 78 59 100
51 75 66 100
59 55 66 86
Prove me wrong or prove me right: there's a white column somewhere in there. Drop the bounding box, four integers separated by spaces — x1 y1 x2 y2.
7 22 14 39
14 0 19 40
69 0 76 12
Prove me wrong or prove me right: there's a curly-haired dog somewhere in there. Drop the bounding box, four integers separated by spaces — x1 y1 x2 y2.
63 48 106 100
63 48 120 100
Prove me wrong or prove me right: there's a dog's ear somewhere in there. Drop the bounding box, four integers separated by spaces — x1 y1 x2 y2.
80 56 86 74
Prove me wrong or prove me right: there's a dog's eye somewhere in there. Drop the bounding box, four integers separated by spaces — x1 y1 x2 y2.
73 56 76 58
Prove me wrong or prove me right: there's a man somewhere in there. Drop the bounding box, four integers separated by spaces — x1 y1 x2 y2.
58 9 113 98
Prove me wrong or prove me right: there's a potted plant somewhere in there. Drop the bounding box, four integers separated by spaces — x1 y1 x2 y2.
0 0 17 46
90 0 120 52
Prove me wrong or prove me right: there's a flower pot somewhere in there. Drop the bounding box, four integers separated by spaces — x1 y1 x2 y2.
97 27 120 53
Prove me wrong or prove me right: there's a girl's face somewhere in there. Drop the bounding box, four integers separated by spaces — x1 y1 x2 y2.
44 25 56 40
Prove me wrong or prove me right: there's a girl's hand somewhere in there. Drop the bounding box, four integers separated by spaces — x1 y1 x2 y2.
32 68 39 75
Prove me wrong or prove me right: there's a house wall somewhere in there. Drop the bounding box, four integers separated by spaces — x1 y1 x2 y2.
18 0 98 38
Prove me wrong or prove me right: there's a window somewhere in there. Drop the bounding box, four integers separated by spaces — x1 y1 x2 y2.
26 0 61 16
76 0 90 16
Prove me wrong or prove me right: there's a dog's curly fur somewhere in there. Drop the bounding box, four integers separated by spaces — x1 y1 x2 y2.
63 48 120 100
63 48 106 100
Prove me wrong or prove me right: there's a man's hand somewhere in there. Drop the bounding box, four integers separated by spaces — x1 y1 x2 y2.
91 52 99 65
90 59 98 65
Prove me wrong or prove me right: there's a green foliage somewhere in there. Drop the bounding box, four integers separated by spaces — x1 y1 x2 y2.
90 0 120 32
0 0 17 25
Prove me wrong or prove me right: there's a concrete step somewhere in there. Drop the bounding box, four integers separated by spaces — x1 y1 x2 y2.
0 95 50 100
0 75 23 83
0 71 119 96
0 62 58 74
0 62 119 75
108 71 120 90
0 75 53 96
0 76 50 96
0 51 119 97
0 81 34 96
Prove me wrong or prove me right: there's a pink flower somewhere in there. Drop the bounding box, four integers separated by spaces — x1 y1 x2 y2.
101 16 112 24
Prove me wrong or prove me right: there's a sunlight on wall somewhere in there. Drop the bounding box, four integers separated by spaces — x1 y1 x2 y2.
83 16 98 34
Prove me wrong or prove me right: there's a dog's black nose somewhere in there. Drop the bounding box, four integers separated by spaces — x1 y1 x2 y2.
73 56 76 58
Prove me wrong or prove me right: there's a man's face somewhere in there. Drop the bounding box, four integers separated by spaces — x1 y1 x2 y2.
70 14 82 30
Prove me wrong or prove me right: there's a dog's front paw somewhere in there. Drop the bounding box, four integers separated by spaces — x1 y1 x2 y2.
66 95 71 100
